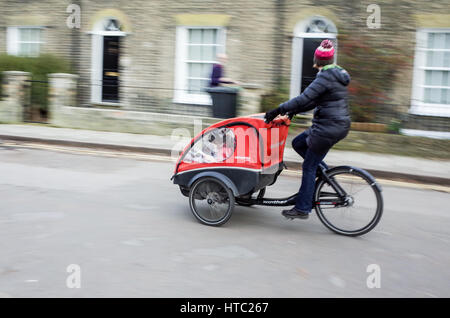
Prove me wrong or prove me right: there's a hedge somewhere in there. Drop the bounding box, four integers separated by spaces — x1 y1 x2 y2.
0 54 71 114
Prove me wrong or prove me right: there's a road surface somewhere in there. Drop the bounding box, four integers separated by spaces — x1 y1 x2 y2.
0 143 449 297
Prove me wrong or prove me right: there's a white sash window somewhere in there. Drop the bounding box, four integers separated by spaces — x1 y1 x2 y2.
7 27 44 57
174 26 226 105
410 29 450 117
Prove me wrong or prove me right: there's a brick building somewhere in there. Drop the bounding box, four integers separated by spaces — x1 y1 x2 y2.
0 0 449 137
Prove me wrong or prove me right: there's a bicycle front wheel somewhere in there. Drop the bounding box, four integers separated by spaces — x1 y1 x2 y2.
314 167 383 237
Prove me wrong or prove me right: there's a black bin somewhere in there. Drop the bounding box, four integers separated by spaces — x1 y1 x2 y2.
205 87 239 119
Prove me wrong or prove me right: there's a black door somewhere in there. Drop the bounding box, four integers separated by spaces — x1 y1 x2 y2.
300 38 324 93
102 36 120 102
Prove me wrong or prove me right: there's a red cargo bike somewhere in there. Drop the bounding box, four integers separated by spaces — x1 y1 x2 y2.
172 114 383 236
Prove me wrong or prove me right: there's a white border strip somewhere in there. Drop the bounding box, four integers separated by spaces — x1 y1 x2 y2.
175 166 263 176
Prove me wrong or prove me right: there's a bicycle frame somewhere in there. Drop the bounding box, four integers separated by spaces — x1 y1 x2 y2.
235 165 350 207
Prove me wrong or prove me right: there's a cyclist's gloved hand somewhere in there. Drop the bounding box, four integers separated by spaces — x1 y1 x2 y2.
264 107 281 123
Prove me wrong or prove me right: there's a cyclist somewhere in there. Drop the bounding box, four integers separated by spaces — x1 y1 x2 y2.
264 39 351 220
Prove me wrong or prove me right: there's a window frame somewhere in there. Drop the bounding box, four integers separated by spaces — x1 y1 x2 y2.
174 26 226 105
410 28 450 117
7 26 45 57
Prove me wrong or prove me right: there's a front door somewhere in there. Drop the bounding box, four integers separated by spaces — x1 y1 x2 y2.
300 37 324 93
102 36 120 102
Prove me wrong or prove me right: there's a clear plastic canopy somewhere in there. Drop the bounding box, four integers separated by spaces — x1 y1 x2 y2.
184 128 236 164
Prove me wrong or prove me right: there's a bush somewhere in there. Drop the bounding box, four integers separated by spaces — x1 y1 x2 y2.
0 54 71 116
387 119 402 134
337 33 409 123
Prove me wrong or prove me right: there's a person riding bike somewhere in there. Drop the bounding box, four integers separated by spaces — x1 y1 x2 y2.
264 39 351 220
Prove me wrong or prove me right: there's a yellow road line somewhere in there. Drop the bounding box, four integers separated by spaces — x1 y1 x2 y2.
1 141 177 163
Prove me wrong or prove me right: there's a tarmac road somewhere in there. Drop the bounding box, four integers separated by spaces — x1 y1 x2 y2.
0 144 449 297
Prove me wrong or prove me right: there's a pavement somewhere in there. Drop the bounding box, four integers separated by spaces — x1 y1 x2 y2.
0 124 449 185
1 146 449 297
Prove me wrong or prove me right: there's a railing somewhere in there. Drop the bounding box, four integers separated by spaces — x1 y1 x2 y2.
78 81 450 133
2 73 446 134
77 81 215 117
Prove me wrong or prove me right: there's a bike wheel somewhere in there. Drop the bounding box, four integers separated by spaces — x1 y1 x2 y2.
314 167 383 237
189 177 235 226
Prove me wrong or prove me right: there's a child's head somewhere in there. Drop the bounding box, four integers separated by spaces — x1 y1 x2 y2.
313 39 335 68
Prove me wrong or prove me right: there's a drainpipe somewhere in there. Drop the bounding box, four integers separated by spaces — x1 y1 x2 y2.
273 0 285 88
70 0 82 75
70 0 82 106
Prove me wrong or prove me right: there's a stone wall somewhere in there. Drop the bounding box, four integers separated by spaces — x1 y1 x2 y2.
1 1 449 130
48 73 218 135
68 1 278 115
0 71 30 123
0 0 73 59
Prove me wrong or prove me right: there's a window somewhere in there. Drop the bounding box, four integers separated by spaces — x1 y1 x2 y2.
174 27 226 104
411 29 450 117
7 27 44 57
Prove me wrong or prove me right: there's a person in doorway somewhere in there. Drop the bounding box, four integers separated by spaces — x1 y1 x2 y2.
264 39 351 220
210 53 237 87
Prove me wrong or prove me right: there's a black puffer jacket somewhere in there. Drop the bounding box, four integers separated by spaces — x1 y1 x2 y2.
280 65 351 154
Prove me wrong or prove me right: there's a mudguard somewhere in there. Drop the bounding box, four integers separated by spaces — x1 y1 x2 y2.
322 165 382 192
187 171 240 197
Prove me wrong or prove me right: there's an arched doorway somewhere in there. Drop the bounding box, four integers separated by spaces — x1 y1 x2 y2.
91 17 126 104
289 16 337 98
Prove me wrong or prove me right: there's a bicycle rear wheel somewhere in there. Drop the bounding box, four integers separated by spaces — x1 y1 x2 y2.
314 167 383 236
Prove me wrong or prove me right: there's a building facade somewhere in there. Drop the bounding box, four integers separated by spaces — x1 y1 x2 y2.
1 0 449 137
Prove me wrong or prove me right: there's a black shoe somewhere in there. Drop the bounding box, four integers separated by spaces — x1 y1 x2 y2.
282 207 310 220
